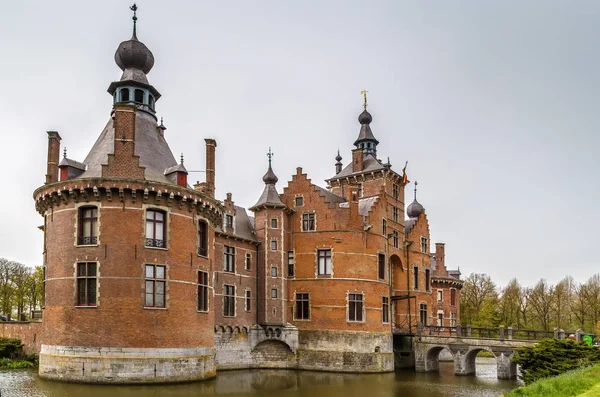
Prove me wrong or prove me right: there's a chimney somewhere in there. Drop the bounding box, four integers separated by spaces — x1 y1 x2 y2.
435 243 446 273
45 131 62 184
205 139 217 198
352 148 363 173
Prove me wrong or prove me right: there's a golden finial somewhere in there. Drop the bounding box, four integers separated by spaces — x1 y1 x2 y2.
361 90 369 110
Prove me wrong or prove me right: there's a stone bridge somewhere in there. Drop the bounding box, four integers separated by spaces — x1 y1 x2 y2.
414 335 534 379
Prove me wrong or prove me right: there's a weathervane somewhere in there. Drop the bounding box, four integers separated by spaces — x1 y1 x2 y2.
414 180 418 200
180 153 184 165
63 147 67 159
267 147 274 166
130 4 138 38
361 90 369 110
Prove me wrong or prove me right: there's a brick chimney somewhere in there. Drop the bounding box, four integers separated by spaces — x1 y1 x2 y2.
102 104 144 179
435 243 446 274
205 139 216 198
352 148 363 173
45 131 61 184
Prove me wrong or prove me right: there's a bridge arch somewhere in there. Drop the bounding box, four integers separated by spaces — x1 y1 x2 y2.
459 347 497 377
418 345 454 372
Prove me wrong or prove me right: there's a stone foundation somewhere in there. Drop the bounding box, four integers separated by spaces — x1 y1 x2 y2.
39 345 216 384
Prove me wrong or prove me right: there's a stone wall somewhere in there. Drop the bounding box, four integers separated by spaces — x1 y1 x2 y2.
297 330 393 372
0 321 42 354
39 345 215 383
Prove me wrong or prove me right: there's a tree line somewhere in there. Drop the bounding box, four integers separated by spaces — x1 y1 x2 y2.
461 273 600 334
0 258 43 321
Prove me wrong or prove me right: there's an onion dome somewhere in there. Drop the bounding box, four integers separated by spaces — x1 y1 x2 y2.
262 165 278 185
114 4 154 74
407 181 424 218
358 109 373 125
354 91 379 155
335 150 342 162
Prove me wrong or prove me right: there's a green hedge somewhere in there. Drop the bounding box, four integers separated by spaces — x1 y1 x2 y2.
0 338 24 359
504 365 600 397
512 339 600 384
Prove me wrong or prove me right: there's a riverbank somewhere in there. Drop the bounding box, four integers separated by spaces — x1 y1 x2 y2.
0 357 36 369
503 365 600 397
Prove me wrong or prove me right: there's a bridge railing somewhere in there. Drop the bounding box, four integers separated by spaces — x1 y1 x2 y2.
417 324 596 342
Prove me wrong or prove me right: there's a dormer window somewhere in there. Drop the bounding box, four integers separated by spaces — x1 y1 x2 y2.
134 89 144 103
225 214 233 229
119 88 130 102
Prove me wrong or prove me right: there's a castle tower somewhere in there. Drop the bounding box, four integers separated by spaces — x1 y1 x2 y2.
33 5 221 383
250 149 288 325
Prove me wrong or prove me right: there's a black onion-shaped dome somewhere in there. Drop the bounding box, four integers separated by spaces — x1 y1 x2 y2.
358 109 372 125
115 37 155 74
407 199 424 218
262 165 278 185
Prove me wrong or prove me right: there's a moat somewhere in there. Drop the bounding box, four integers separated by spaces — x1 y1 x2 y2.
0 358 520 397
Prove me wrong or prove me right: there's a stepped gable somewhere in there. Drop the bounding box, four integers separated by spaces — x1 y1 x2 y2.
315 185 346 208
78 112 178 184
215 205 258 242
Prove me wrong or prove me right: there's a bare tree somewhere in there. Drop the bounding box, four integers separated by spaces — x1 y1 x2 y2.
12 263 31 320
0 258 17 319
529 279 554 331
499 278 522 327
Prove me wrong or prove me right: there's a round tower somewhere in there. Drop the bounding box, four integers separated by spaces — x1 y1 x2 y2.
34 5 222 383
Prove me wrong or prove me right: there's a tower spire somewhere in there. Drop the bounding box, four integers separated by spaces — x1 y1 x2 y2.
414 181 418 200
361 90 369 110
130 4 138 39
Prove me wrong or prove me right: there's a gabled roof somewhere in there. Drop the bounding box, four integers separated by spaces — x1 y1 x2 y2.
250 184 285 210
78 111 178 184
316 186 346 206
326 153 387 182
339 196 378 216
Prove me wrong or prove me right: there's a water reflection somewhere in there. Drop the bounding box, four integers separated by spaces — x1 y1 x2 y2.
0 358 520 397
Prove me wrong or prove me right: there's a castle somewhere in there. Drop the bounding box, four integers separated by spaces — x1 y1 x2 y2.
33 7 462 383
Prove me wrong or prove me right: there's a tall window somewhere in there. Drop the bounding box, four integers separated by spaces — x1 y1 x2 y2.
425 269 430 291
197 271 209 312
450 312 457 327
295 293 310 320
420 237 428 253
413 266 419 290
271 240 277 251
223 285 235 316
145 264 166 308
357 183 363 198
295 196 304 207
245 253 251 271
378 253 385 280
392 183 399 200
437 311 444 327
419 303 428 326
450 289 456 306
437 289 443 302
392 230 399 248
78 206 98 245
382 296 389 323
245 290 251 312
197 220 208 257
224 246 235 272
287 251 295 277
76 262 97 306
271 267 277 277
382 218 387 236
348 293 364 322
145 210 166 248
317 249 332 275
302 213 315 231
119 88 130 102
134 89 144 103
225 214 233 228
149 94 155 110
271 288 278 298
271 218 278 228
392 206 399 222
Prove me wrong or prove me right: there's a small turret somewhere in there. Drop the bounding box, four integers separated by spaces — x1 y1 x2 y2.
335 150 343 174
407 181 424 218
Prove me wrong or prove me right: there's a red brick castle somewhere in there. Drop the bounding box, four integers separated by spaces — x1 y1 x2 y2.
33 6 462 383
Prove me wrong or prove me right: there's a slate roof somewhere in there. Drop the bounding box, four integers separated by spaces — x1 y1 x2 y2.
59 158 86 170
250 184 285 210
327 153 387 182
216 206 258 243
339 196 378 216
316 186 346 207
78 111 178 184
405 218 417 234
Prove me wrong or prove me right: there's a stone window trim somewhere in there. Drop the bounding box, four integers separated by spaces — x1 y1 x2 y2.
316 247 333 277
144 207 168 250
270 239 278 251
301 212 316 232
420 236 428 253
392 206 399 222
245 253 252 271
75 203 100 247
294 292 310 321
450 288 457 306
74 261 98 308
271 288 278 299
223 284 236 317
144 263 168 310
287 251 295 278
419 301 428 326
224 245 235 273
382 218 387 237
357 183 363 198
271 266 278 278
392 183 399 200
347 292 365 323
437 289 443 302
450 312 457 327
382 296 390 324
270 218 278 229
377 252 386 280
392 230 399 249
225 214 234 229
437 310 444 327
197 218 209 258
295 195 304 207
245 289 252 312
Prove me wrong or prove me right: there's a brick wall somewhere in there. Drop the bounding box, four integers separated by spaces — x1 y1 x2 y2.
0 322 42 354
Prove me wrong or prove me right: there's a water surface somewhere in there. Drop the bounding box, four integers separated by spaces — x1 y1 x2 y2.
0 358 521 397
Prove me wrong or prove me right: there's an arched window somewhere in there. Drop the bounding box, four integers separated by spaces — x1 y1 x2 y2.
198 220 208 257
119 88 130 102
134 89 144 103
149 95 155 110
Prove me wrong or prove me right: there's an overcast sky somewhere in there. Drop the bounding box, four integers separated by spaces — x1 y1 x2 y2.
0 1 598 287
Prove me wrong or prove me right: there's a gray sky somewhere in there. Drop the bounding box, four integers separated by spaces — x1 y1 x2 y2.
1 1 598 287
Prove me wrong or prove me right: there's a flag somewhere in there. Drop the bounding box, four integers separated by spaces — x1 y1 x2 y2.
402 161 409 185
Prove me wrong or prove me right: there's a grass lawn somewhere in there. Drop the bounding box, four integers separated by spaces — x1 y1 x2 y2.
503 365 600 397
